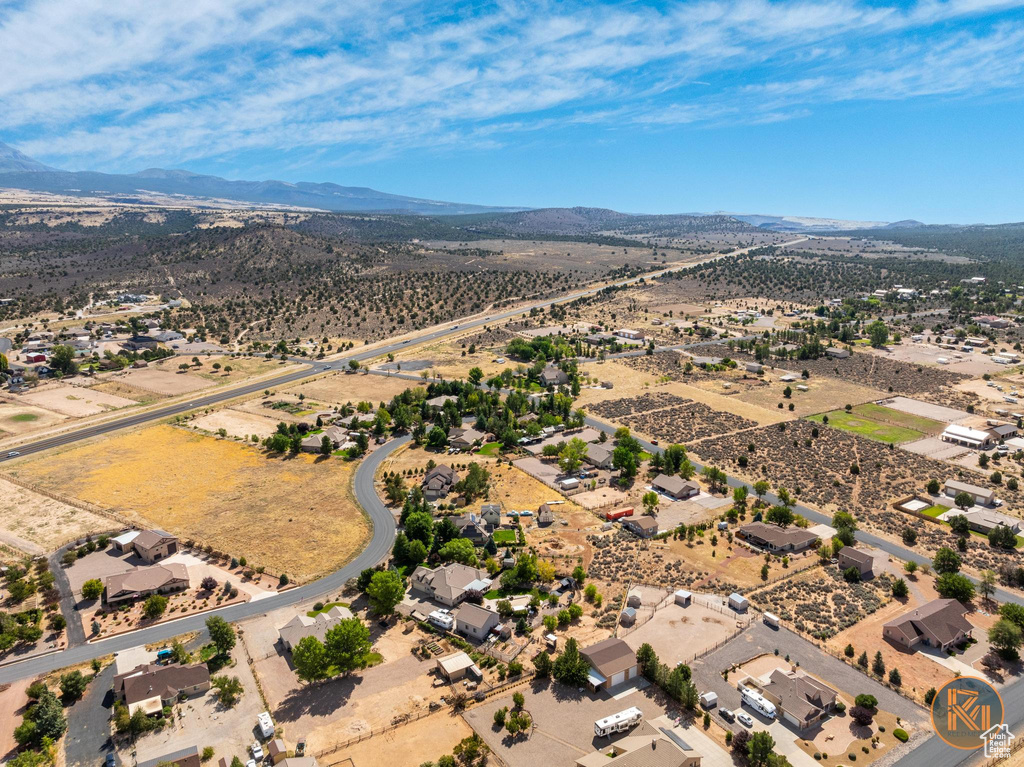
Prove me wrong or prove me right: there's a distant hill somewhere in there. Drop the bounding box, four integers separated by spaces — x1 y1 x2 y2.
0 142 525 215
449 207 757 237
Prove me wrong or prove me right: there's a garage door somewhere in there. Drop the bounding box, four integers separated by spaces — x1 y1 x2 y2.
611 671 626 686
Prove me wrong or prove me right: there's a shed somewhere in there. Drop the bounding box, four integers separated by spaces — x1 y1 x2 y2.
728 593 749 613
267 740 287 765
699 691 718 709
674 590 692 607
436 652 481 682
619 607 637 626
626 592 642 608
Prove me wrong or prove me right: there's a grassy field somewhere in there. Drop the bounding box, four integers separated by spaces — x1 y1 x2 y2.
478 442 502 456
920 504 950 518
9 425 370 582
807 404 933 443
850 402 945 433
492 530 518 545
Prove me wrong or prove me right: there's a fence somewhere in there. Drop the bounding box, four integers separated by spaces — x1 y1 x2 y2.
0 472 132 528
616 583 753 643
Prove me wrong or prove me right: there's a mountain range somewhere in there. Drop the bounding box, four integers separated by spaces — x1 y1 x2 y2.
0 140 921 229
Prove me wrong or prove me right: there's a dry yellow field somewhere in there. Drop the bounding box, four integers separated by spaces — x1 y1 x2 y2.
0 478 114 555
9 425 369 582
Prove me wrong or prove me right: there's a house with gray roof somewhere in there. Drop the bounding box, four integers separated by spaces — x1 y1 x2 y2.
585 443 614 469
540 365 569 387
277 605 355 652
131 529 179 564
409 563 491 607
761 669 838 730
422 464 458 501
453 603 500 640
115 663 210 715
651 474 700 500
105 563 189 604
836 547 875 579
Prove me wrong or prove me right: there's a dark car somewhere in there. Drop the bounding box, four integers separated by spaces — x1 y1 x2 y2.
105 754 118 767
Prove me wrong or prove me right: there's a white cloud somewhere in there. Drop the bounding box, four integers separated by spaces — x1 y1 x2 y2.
2 0 1023 169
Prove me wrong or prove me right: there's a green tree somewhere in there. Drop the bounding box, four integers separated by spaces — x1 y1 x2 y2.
953 491 974 511
320 435 333 456
438 538 477 566
211 675 244 707
533 651 552 677
552 637 590 686
872 651 886 676
932 547 962 575
867 321 889 348
49 344 78 376
59 670 88 702
558 438 589 475
891 578 909 598
764 505 794 528
989 618 1023 659
1000 602 1024 631
206 616 237 656
936 572 975 601
366 570 404 615
455 462 490 502
325 617 372 675
949 513 970 536
81 578 104 600
747 731 776 767
142 593 168 619
292 636 329 683
642 491 659 515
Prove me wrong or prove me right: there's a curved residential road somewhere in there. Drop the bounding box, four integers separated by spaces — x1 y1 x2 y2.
0 435 406 686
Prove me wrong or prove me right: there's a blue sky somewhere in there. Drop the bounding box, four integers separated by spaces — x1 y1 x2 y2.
2 0 1024 222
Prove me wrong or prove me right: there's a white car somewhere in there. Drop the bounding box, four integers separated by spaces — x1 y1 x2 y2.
250 743 264 761
246 761 256 767
737 712 754 728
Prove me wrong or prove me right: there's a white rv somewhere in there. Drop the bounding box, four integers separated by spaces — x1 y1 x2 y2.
740 687 777 719
257 711 274 739
428 609 454 631
594 706 643 737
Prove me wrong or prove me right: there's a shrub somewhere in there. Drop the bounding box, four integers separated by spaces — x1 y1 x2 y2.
893 728 909 742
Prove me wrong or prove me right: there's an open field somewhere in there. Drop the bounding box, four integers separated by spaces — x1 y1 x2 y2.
21 382 137 417
0 402 68 436
89 379 166 404
116 365 214 395
189 407 282 440
190 354 283 382
8 425 370 582
807 407 929 443
282 371 425 407
621 600 740 667
335 712 475 767
0 477 114 554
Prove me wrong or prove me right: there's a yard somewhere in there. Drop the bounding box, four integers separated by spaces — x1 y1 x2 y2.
620 600 743 667
8 424 370 582
20 382 137 417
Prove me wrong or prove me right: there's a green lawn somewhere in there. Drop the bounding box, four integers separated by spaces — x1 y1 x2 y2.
307 600 350 618
478 442 502 456
492 530 518 545
11 413 39 422
807 409 924 444
851 403 945 434
920 504 950 518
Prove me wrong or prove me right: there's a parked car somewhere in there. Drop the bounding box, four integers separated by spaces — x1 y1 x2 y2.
104 755 117 767
251 743 264 761
737 712 754 728
719 708 735 722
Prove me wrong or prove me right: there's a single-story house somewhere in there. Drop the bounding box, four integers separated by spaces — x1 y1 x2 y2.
883 598 973 652
622 515 660 539
409 563 492 606
453 603 500 640
436 651 482 682
745 362 764 374
614 329 644 341
540 365 570 387
580 637 639 692
585 443 614 469
941 424 996 450
944 479 996 507
105 563 190 604
115 663 210 716
152 330 184 343
575 715 701 767
651 474 700 500
837 548 875 579
948 508 1022 535
825 347 851 359
277 605 355 652
987 421 1019 441
138 746 201 767
131 529 179 564
737 522 818 554
111 530 140 553
425 395 457 410
762 669 838 730
479 504 502 526
422 464 458 501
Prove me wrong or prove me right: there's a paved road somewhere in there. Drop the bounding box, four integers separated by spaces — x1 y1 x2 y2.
64 661 117 767
48 541 87 647
0 434 404 686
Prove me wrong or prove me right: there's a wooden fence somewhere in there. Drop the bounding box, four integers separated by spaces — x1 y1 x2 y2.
0 472 132 528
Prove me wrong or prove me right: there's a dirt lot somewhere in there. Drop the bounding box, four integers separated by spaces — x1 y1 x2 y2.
190 408 282 440
875 341 1005 376
0 402 68 437
115 365 214 395
8 425 370 582
89 379 166 404
621 600 742 667
0 678 30 760
282 371 425 408
20 382 137 417
0 477 114 554
335 712 475 767
588 391 759 443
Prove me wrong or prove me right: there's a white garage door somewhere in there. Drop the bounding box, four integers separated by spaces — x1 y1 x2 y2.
611 671 626 686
